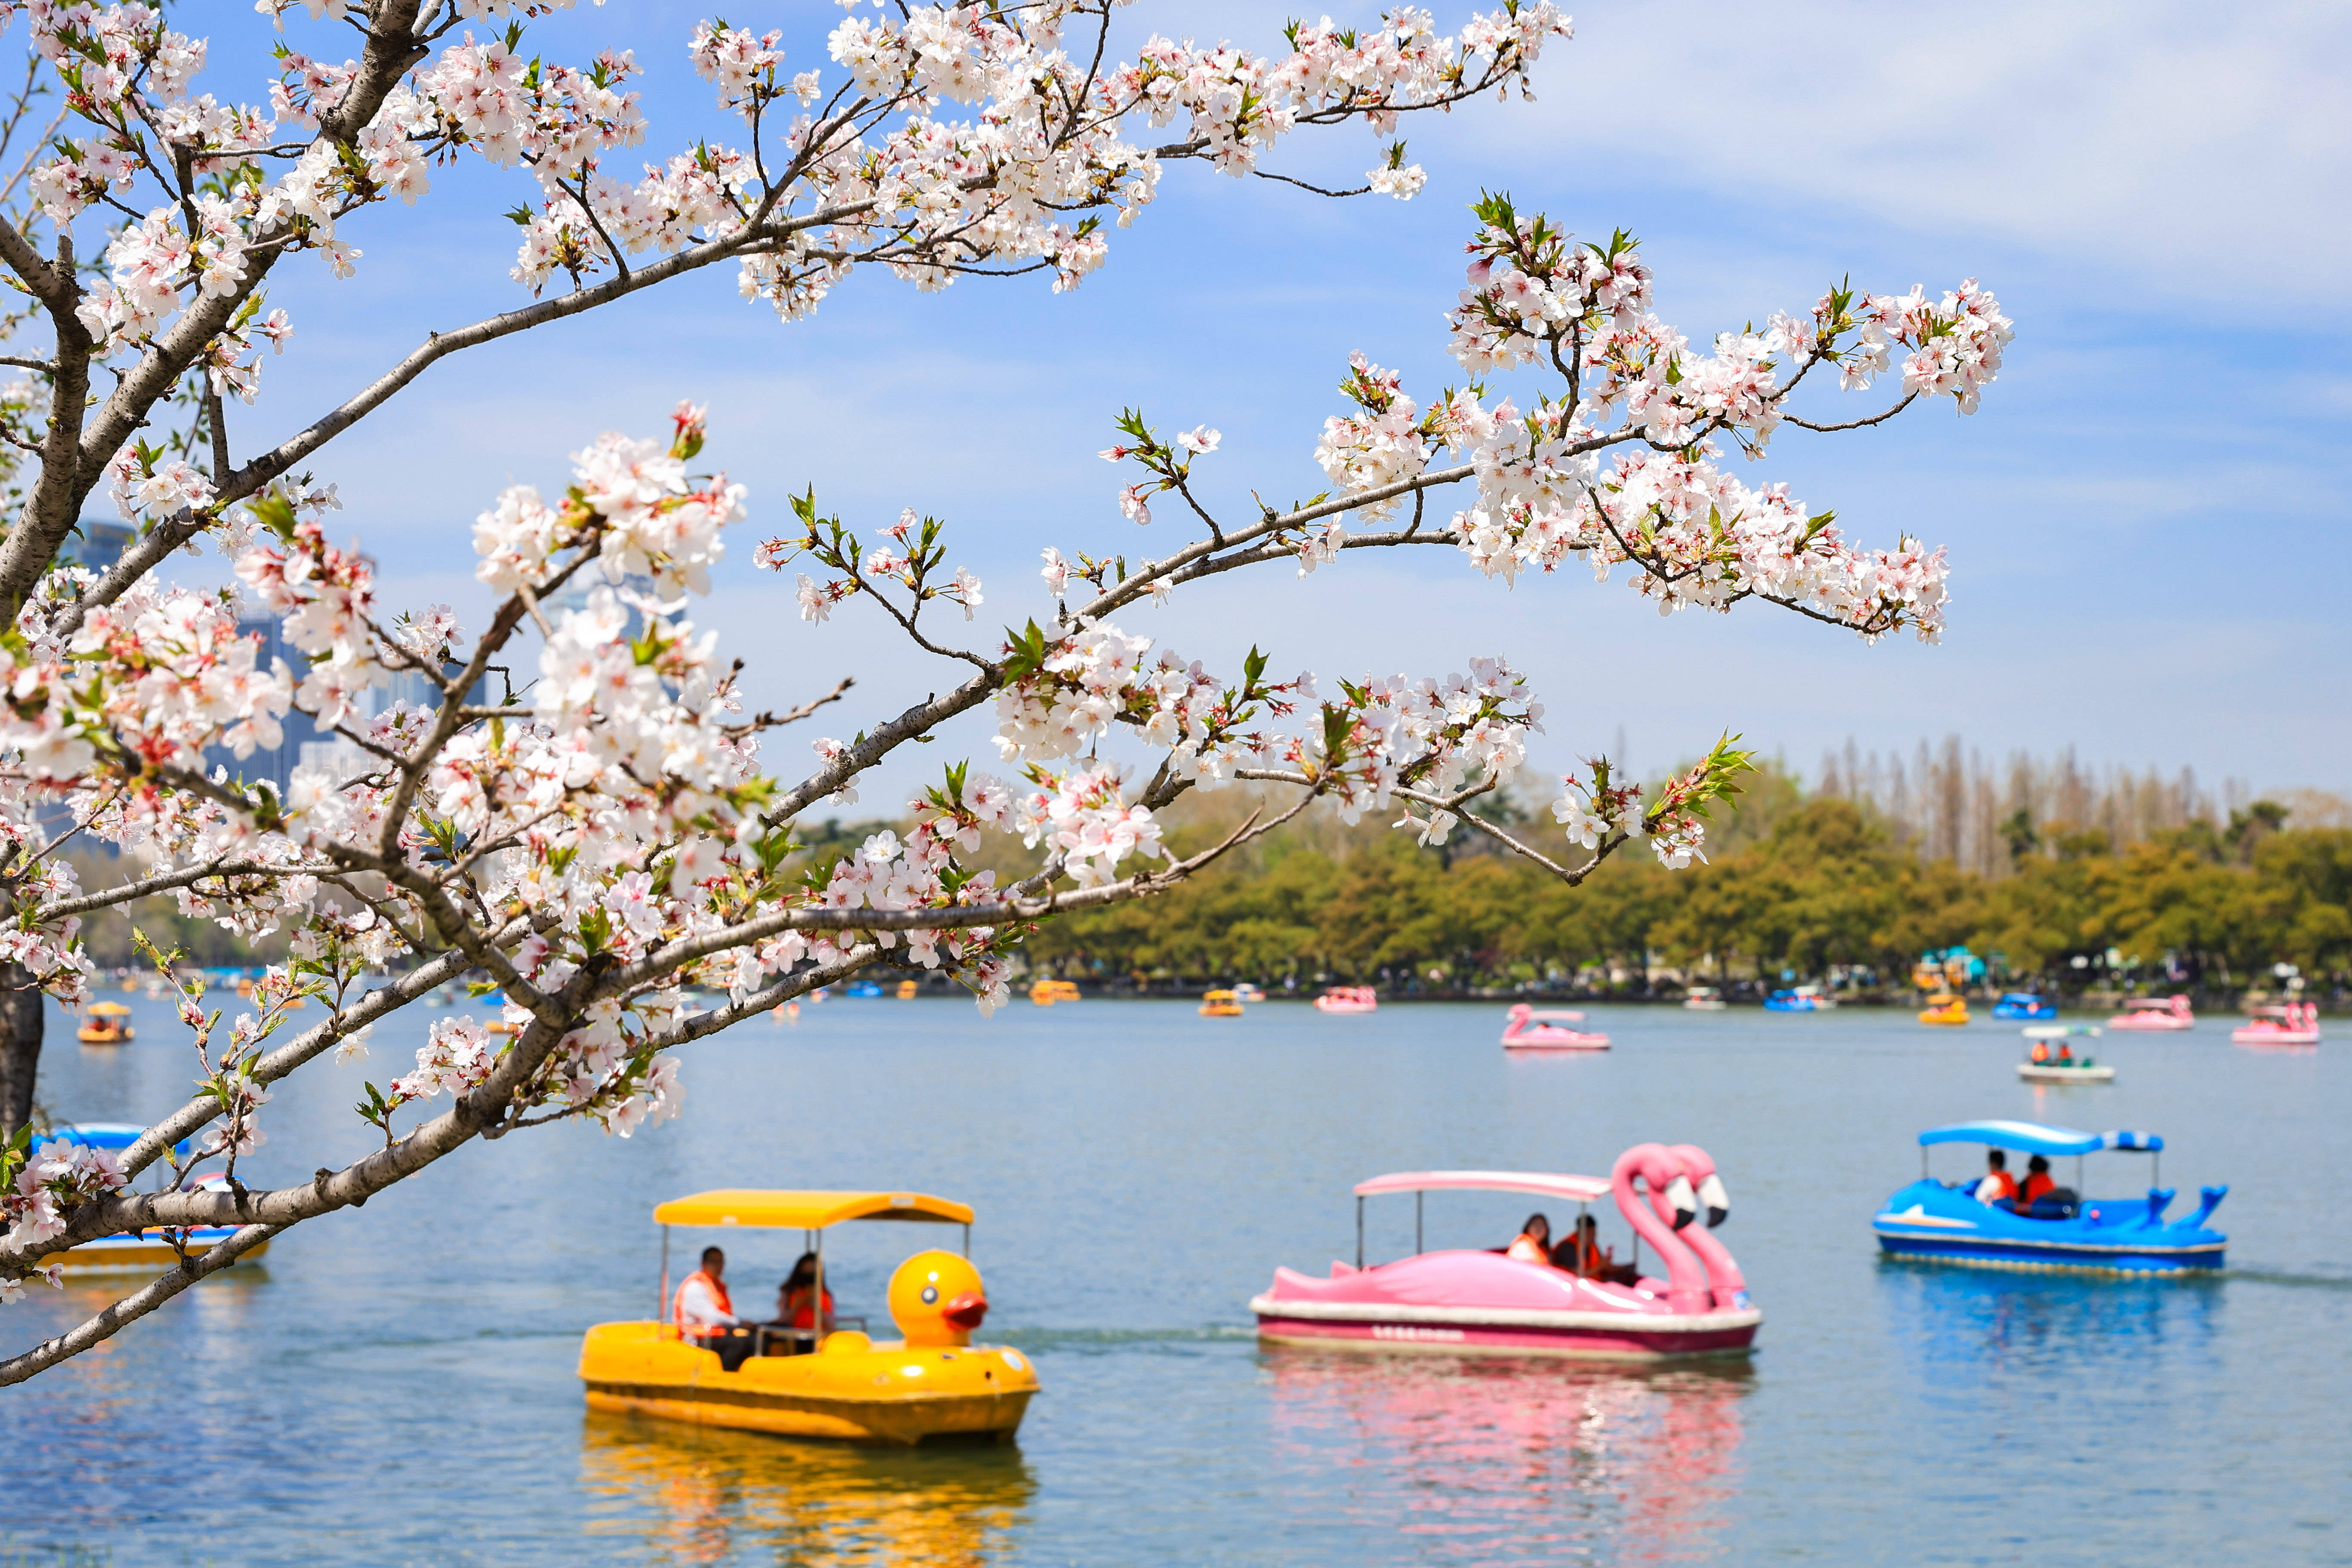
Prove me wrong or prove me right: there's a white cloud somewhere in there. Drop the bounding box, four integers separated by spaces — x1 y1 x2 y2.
1448 0 2352 296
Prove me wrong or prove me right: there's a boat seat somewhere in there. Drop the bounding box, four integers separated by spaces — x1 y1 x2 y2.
2024 1190 2080 1221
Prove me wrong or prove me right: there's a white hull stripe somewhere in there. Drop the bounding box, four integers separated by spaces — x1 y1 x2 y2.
1873 1228 2224 1256
1248 1295 1762 1333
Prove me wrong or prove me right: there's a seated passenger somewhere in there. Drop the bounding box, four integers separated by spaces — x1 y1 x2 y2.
675 1246 757 1371
2020 1154 2056 1210
1974 1150 2020 1206
1553 1214 1640 1285
1506 1213 1553 1265
777 1251 836 1338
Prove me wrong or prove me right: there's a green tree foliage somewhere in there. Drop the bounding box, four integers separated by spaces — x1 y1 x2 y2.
1020 769 2346 992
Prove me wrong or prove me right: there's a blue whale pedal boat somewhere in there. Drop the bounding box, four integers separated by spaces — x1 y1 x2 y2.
1992 993 2055 1021
1874 1120 2225 1275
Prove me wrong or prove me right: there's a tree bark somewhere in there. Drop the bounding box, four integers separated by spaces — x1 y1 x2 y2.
0 962 43 1140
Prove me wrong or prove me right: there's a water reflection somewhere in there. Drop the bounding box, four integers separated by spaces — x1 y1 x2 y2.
1877 1259 2224 1387
1261 1349 1751 1563
579 1413 1034 1567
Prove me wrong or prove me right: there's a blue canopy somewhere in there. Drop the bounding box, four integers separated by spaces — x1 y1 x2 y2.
1918 1120 2162 1155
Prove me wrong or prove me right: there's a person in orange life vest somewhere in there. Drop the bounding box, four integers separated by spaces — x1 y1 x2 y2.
2030 1039 2051 1064
1554 1213 1641 1285
2020 1154 2057 1210
676 1246 757 1370
1506 1213 1552 1265
1974 1150 2020 1206
777 1252 836 1337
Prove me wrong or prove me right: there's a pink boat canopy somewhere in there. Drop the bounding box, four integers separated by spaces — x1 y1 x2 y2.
1353 1170 1612 1204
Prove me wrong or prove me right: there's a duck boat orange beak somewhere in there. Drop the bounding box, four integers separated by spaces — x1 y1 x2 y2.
943 1291 988 1330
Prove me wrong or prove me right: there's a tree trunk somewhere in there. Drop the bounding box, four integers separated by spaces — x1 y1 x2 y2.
0 963 43 1140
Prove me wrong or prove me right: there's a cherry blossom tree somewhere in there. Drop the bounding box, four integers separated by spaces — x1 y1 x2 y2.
0 0 2009 1382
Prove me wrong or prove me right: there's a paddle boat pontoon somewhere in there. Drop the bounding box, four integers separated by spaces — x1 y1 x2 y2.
1313 986 1379 1015
1874 1120 2224 1274
579 1189 1038 1445
1029 978 1081 1006
2107 995 2194 1032
76 1002 133 1045
1199 989 1244 1017
2232 1002 2320 1047
42 1124 273 1272
2017 1025 2112 1083
1918 992 1970 1027
1232 982 1267 1003
1499 1004 1609 1051
1252 1150 1760 1359
1682 985 1728 1011
1992 993 2056 1021
1763 985 1836 1012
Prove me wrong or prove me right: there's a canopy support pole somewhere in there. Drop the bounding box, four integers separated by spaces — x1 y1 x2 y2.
1414 1191 1423 1257
963 1222 971 1258
2075 1155 2084 1193
1355 1196 1364 1270
658 1228 671 1325
814 1228 825 1347
2152 1151 2160 1189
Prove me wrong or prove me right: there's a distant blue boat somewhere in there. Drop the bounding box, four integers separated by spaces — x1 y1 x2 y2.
1763 986 1835 1012
1992 993 2056 1020
1875 1120 2225 1275
844 980 885 998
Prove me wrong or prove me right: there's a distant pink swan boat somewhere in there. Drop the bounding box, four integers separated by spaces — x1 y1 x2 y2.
1500 1003 1610 1051
2232 1002 2320 1048
1314 986 1379 1014
1250 1148 1760 1359
2106 995 2195 1031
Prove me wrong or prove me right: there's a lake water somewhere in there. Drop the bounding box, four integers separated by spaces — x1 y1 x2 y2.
6 995 2347 1565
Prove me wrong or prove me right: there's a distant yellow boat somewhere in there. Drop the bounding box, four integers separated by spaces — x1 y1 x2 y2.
1200 989 1244 1018
1030 978 1080 1006
77 1001 133 1045
1918 993 1970 1027
895 979 919 1000
578 1188 1037 1445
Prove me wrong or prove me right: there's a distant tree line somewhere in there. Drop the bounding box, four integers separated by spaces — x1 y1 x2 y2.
992 763 2352 997
70 762 2352 1002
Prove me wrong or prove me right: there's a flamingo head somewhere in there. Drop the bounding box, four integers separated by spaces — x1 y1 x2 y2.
1697 1173 1730 1228
1663 1173 1698 1230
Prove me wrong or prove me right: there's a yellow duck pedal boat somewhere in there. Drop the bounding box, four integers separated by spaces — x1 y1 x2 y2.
1918 993 1970 1026
580 1189 1038 1446
1199 989 1244 1017
77 1001 133 1045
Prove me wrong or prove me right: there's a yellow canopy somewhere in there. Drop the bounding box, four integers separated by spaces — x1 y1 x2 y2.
87 1001 132 1015
652 1189 972 1229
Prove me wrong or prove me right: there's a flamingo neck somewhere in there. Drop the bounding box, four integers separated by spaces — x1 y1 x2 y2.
1612 1156 1710 1312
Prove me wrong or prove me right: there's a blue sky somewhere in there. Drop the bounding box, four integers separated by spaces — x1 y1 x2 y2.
193 1 2350 813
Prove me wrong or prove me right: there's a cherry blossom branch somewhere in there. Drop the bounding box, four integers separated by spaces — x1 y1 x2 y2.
0 1222 282 1387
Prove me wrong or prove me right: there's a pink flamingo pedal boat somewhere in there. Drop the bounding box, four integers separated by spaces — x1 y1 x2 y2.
2106 996 2194 1032
1500 1003 1610 1051
1250 1148 1760 1360
1314 986 1379 1014
2232 1002 2321 1047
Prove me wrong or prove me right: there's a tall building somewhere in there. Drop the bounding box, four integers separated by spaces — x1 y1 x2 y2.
59 518 133 574
208 616 487 798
